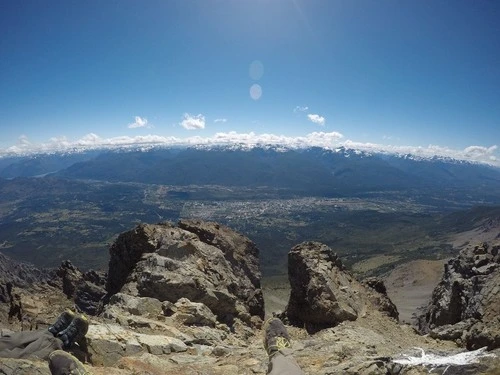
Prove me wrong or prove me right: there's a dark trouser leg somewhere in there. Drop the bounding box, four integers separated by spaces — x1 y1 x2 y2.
0 330 62 360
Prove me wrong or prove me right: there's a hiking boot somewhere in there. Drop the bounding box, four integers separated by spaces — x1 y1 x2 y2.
48 350 89 375
263 317 291 356
48 309 75 336
57 314 89 349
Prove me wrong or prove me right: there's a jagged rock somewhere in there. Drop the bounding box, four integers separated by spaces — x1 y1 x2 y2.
181 325 227 345
0 282 24 324
168 298 217 327
107 293 163 317
0 253 56 327
465 321 500 351
0 358 49 375
3 229 500 374
8 292 23 323
86 323 188 366
363 277 399 321
429 319 475 341
283 242 398 333
57 260 82 298
0 252 52 288
105 220 264 325
57 260 107 315
102 294 228 347
421 241 500 350
75 281 106 316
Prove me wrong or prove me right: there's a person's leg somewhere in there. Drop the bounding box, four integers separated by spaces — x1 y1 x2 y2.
0 330 62 359
0 330 48 352
0 310 88 360
263 318 305 375
268 349 304 375
48 350 89 375
0 307 75 354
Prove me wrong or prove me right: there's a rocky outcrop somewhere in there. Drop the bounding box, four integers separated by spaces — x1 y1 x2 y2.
2 233 500 374
163 298 218 327
105 220 264 325
0 252 52 288
362 277 399 320
86 323 188 367
420 242 500 350
0 252 55 327
282 242 398 333
56 260 107 316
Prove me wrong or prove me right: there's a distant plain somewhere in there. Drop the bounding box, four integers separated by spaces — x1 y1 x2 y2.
1 177 498 277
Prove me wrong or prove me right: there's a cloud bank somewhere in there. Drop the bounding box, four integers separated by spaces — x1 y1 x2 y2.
128 116 148 129
307 114 325 126
180 113 205 130
1 132 498 167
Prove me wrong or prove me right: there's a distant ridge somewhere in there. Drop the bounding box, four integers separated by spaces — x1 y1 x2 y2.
1 132 498 168
0 147 498 197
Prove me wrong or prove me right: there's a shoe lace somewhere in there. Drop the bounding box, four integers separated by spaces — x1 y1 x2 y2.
275 336 291 351
268 336 291 356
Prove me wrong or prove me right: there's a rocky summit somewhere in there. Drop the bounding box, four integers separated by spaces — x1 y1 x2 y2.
1 221 499 374
419 242 500 351
105 219 264 324
282 241 398 333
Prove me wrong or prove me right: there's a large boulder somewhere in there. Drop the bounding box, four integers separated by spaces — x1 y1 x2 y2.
105 220 264 325
56 260 107 316
86 323 188 367
420 242 500 350
283 242 398 333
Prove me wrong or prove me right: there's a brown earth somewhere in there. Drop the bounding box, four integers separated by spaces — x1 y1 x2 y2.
261 275 290 317
383 259 446 324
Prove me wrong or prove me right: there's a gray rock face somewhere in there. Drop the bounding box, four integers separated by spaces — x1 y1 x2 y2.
421 242 500 350
163 298 218 327
283 242 398 333
57 260 107 316
0 252 54 326
0 252 52 288
362 277 399 321
107 293 163 318
105 220 264 325
86 324 188 367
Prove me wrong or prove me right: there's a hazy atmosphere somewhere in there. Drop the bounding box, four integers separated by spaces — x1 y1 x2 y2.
1 1 499 165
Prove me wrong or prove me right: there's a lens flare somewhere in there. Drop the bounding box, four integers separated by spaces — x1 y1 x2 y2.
250 84 262 100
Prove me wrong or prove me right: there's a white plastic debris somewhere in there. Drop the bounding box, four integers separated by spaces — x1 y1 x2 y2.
393 347 495 372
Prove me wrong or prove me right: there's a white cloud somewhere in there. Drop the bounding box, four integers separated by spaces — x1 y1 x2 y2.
19 135 31 146
0 131 499 167
180 113 205 130
214 118 227 123
307 114 325 126
128 116 148 129
463 145 497 159
294 106 309 113
4 135 32 154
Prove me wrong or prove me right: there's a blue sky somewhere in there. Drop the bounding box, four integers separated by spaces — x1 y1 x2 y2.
1 0 499 164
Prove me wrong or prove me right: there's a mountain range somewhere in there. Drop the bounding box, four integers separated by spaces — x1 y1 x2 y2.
1 146 499 202
1 146 499 273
